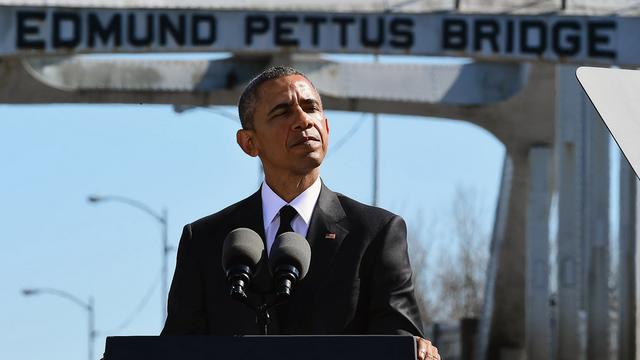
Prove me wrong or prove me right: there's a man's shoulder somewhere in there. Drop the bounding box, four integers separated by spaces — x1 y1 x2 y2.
189 191 259 230
331 190 402 229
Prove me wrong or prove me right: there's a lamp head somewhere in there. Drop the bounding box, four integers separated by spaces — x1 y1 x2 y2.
87 195 102 203
22 289 39 296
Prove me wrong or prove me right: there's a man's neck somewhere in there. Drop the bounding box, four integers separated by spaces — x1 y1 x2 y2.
264 170 320 203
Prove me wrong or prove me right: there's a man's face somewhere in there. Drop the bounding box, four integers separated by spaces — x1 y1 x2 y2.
238 75 329 177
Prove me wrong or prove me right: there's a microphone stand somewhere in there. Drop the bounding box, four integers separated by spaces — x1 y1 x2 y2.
256 303 270 335
233 292 288 335
228 259 302 335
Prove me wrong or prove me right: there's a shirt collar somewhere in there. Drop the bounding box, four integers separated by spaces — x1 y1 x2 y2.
261 177 322 228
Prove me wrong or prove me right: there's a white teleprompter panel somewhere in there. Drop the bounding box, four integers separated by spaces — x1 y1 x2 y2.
577 67 640 178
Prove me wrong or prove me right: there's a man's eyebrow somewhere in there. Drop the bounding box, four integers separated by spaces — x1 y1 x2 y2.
300 98 321 106
267 102 291 116
267 98 321 116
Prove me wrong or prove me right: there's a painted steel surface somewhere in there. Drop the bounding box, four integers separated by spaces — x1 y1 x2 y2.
0 0 637 14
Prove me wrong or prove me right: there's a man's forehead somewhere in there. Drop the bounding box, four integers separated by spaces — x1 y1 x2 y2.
257 75 320 103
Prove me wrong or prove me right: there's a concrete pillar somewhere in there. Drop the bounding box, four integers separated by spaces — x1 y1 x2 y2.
618 158 637 360
525 146 553 360
554 64 587 360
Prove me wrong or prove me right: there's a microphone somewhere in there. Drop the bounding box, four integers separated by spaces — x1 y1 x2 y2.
221 228 265 303
268 232 311 299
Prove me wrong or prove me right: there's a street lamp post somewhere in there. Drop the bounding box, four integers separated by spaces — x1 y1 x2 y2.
22 288 95 360
87 195 169 325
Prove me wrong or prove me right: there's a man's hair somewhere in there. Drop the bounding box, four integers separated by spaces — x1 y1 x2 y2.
237 66 317 130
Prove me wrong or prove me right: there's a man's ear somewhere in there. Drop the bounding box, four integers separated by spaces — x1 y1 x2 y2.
236 129 259 157
324 117 330 134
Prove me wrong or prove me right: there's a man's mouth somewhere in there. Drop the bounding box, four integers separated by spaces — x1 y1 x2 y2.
290 136 320 147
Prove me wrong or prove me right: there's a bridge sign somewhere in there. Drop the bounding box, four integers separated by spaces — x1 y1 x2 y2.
0 7 636 65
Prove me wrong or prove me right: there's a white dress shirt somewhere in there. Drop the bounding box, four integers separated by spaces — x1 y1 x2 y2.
261 177 322 255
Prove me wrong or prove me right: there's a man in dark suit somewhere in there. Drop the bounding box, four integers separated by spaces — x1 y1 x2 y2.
161 66 440 360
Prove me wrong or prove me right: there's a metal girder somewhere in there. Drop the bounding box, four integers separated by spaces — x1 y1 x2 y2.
0 55 266 106
618 159 637 360
554 64 588 360
476 154 514 360
307 61 527 105
476 149 533 360
525 146 553 360
0 56 554 148
584 85 610 360
13 56 526 104
20 56 270 91
0 0 636 15
553 64 612 360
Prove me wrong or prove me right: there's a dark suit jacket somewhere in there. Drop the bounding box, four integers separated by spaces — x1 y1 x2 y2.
161 183 423 336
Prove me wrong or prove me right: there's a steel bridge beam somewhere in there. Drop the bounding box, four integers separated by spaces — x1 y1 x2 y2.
0 55 554 148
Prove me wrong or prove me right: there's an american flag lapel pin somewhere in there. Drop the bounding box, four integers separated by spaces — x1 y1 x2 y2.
324 233 336 240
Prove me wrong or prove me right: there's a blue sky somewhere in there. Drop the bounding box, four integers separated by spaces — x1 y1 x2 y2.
0 56 506 360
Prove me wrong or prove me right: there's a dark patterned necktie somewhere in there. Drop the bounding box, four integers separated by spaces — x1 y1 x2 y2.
276 205 297 236
274 204 298 330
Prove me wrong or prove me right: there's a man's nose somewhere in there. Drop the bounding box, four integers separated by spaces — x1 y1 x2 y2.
291 106 314 130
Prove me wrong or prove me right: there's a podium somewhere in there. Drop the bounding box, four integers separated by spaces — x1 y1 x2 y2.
104 335 417 360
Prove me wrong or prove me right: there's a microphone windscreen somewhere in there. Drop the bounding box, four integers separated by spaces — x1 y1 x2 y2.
221 228 264 272
269 232 311 279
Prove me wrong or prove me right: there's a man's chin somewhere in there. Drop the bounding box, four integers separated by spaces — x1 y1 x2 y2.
292 156 324 175
304 152 325 165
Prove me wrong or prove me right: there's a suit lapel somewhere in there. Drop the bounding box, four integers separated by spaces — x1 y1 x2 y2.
300 182 350 292
280 183 350 333
308 183 348 252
